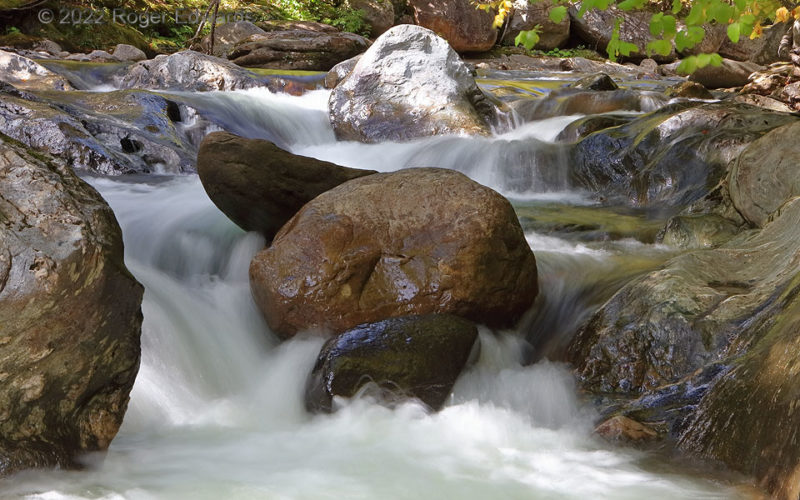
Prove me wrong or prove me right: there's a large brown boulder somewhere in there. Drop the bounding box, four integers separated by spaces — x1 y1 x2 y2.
305 314 479 412
197 131 376 241
0 135 142 474
410 0 498 52
249 168 538 339
196 21 268 58
228 30 369 71
328 24 506 143
719 21 787 65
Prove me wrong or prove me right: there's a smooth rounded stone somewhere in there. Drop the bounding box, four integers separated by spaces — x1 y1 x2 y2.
569 3 677 62
33 39 62 56
0 50 72 91
114 50 269 91
249 168 538 339
500 0 569 50
409 0 498 52
689 58 762 89
664 81 713 99
569 102 797 209
568 196 800 395
730 121 800 227
569 73 619 91
638 58 658 73
196 21 268 58
513 88 667 122
111 43 147 62
196 131 377 240
227 30 369 71
344 0 394 37
657 214 741 249
0 90 195 175
324 54 361 89
0 136 142 474
595 416 658 442
719 21 787 65
733 93 794 113
305 314 479 412
328 25 506 143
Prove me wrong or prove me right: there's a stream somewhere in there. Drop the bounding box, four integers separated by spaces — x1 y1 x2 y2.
2 71 752 499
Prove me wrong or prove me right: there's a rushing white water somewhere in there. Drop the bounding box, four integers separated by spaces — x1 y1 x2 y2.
2 86 747 499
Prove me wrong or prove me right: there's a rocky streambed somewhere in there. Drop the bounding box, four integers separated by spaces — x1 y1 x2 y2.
2 23 800 500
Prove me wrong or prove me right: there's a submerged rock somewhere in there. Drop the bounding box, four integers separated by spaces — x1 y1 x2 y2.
197 131 376 240
409 0 498 52
227 30 369 71
115 50 269 91
328 25 506 143
0 135 142 474
250 168 538 339
0 50 72 91
305 314 479 412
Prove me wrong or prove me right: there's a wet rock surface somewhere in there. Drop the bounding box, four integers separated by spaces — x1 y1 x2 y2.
0 134 142 475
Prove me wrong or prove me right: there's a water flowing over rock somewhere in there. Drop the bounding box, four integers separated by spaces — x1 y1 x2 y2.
514 88 666 122
569 102 796 208
501 0 569 50
409 0 498 52
115 50 270 91
0 50 72 92
0 88 195 175
197 131 376 240
227 30 369 71
0 135 142 474
328 25 506 143
305 314 479 412
249 168 538 339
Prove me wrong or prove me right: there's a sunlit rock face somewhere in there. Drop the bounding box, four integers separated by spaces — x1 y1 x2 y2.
0 50 72 92
249 168 538 339
0 136 142 475
328 24 507 143
409 0 497 52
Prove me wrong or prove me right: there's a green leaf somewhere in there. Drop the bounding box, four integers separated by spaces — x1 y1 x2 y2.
685 4 705 25
647 39 673 56
662 15 677 38
709 52 723 66
671 0 682 14
708 1 733 23
549 5 568 23
515 29 540 51
727 22 740 43
650 12 664 37
618 0 645 11
618 41 640 56
734 0 746 10
697 52 712 67
677 56 698 74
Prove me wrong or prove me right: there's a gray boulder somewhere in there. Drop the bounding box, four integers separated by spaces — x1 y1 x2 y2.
0 135 142 474
305 314 479 412
112 43 147 62
328 25 506 143
196 131 376 240
0 50 72 91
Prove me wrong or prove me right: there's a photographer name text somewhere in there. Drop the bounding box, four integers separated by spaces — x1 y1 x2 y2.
37 8 258 28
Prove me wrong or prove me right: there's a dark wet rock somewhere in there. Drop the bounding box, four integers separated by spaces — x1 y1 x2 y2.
501 0 570 50
0 135 142 475
556 114 638 143
569 73 618 91
689 58 762 89
409 0 498 52
305 314 479 412
196 21 268 58
324 54 361 89
115 50 270 91
344 0 395 37
328 25 506 143
228 30 369 71
0 50 72 91
719 21 787 65
197 131 376 240
568 196 800 395
569 3 676 62
730 120 800 227
513 88 667 122
665 81 713 99
569 102 796 208
0 90 196 175
111 43 146 62
250 168 538 339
